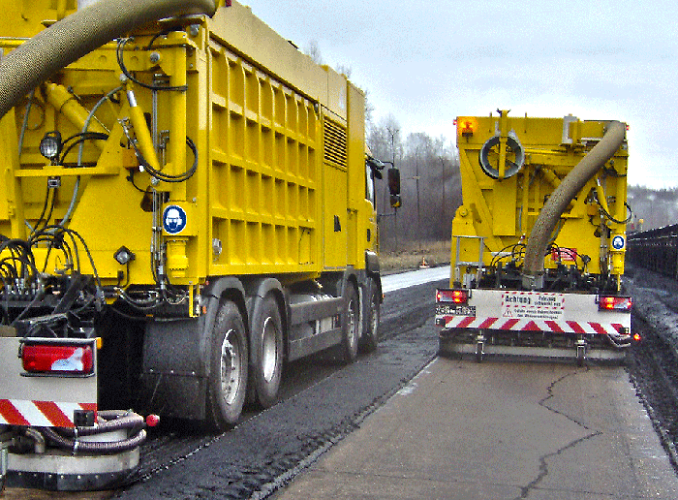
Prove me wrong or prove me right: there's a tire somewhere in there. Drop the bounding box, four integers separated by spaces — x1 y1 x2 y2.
250 295 283 409
205 300 248 431
361 281 380 353
340 283 360 363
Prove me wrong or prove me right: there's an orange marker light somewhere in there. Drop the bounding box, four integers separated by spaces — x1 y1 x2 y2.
457 117 477 137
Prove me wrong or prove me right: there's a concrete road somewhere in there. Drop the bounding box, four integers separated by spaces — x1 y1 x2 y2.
272 358 678 500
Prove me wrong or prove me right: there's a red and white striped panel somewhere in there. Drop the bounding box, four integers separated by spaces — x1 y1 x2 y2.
0 399 97 428
441 315 624 335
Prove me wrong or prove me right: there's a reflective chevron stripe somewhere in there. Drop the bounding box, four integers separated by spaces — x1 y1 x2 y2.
0 399 97 427
441 316 624 335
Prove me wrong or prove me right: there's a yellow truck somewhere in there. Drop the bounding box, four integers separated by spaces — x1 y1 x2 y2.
436 111 635 364
0 0 394 490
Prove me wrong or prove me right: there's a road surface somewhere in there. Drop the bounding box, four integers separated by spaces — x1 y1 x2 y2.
5 265 678 499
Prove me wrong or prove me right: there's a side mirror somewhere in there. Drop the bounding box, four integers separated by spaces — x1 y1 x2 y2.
388 167 400 195
388 168 401 208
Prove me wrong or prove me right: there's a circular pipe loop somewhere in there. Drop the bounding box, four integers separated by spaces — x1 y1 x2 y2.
479 131 525 179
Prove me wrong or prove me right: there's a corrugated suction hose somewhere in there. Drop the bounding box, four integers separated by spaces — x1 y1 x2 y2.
521 120 626 290
0 0 217 120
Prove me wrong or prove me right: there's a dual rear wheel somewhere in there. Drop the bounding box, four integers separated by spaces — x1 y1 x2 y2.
340 279 381 361
250 295 284 409
205 301 249 431
205 295 284 431
204 279 379 430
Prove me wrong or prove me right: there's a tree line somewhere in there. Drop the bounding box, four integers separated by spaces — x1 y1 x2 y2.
627 186 678 232
367 116 461 252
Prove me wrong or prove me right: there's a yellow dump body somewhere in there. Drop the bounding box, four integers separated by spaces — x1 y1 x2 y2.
0 1 374 289
452 112 629 290
0 1 384 471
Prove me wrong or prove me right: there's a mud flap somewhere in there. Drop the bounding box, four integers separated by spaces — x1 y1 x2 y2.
140 316 209 421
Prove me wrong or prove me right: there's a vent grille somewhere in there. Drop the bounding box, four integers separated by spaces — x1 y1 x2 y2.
324 119 347 169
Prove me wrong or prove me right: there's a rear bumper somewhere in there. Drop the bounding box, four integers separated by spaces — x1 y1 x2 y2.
439 327 630 361
436 288 633 361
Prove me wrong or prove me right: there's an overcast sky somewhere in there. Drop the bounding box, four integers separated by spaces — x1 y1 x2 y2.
242 1 678 189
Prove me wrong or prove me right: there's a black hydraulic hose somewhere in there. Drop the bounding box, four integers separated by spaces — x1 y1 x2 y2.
135 136 199 183
58 410 145 437
40 411 147 454
0 0 218 121
59 132 109 165
521 121 626 290
41 427 147 454
0 239 38 278
117 37 188 92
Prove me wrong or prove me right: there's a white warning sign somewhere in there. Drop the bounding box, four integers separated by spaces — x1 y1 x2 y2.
501 291 565 321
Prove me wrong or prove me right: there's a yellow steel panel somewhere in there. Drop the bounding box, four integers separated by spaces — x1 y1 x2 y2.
205 24 327 277
491 176 517 237
346 83 368 268
0 0 370 289
0 110 25 240
208 3 334 116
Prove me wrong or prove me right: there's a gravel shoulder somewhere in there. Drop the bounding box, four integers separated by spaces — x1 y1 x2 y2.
624 264 678 471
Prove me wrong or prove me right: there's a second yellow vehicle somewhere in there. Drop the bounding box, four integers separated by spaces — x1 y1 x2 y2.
436 111 635 364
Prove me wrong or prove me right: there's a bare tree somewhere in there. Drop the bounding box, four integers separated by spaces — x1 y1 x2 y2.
335 64 352 78
627 186 678 230
304 40 323 64
368 119 461 250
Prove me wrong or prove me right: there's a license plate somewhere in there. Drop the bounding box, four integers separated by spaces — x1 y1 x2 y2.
436 304 476 317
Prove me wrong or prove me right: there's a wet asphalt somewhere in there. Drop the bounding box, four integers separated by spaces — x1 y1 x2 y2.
111 280 442 499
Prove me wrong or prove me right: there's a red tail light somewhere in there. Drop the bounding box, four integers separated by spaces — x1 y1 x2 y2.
437 289 469 304
598 296 632 312
22 343 94 375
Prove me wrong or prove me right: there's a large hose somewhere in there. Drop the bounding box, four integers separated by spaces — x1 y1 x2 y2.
521 121 626 290
40 411 147 455
0 0 218 121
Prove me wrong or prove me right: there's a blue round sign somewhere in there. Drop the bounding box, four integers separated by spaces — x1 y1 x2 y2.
611 235 625 250
163 205 187 235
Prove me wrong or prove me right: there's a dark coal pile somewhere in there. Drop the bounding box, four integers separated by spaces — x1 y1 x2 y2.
625 264 678 468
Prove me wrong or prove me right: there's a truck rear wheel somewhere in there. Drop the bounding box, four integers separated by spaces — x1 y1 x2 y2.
205 300 248 431
361 280 380 353
340 283 360 363
250 295 283 408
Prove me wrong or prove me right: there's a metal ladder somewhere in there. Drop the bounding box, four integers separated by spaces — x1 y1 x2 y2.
453 235 485 288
